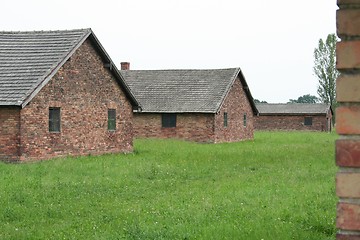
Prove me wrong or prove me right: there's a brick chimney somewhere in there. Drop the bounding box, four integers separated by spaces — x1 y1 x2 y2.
121 62 130 70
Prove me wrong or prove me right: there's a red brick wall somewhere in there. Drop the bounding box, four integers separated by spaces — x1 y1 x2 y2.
336 0 360 238
16 39 133 161
254 114 332 132
214 77 254 142
133 113 215 143
133 76 255 143
0 107 20 161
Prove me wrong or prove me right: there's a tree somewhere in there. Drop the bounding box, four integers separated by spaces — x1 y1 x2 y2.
289 94 319 104
313 33 339 108
254 99 267 104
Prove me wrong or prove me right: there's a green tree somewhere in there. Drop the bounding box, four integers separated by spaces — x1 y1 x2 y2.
289 94 319 104
254 99 267 103
313 33 339 109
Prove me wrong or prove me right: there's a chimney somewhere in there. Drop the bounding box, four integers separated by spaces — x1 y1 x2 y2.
121 62 130 70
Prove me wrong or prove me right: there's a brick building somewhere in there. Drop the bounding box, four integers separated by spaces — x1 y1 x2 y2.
255 103 333 132
120 65 258 143
0 29 140 162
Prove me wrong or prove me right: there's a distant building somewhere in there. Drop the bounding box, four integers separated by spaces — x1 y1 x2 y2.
254 103 333 132
0 29 139 162
121 65 258 143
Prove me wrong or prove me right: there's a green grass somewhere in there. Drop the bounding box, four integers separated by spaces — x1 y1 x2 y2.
0 131 338 239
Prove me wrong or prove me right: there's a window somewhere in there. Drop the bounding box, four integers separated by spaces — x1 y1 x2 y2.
224 112 228 128
108 109 116 131
304 117 312 126
243 113 247 127
162 114 176 128
49 107 61 132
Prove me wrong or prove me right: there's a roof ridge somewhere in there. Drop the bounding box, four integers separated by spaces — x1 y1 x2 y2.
120 67 240 71
257 103 328 105
0 28 91 34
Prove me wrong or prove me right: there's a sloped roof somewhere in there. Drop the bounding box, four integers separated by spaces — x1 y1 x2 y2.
256 103 332 115
0 28 139 108
120 68 257 114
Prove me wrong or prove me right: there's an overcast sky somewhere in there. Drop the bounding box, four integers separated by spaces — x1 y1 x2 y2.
1 0 337 103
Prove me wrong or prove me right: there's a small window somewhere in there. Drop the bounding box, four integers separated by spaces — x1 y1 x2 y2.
162 114 176 128
304 117 312 126
224 112 228 128
49 107 61 132
108 109 116 131
243 113 247 127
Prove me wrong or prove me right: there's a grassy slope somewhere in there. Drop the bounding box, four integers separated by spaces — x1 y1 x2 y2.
0 132 337 239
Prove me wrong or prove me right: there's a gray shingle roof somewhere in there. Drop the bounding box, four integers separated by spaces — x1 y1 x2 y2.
0 29 91 106
0 28 139 108
120 68 257 113
256 103 332 115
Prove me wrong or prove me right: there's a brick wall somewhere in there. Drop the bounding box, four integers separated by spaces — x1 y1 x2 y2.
15 38 133 161
336 0 360 238
133 76 254 143
214 77 254 142
133 113 215 143
0 107 20 161
254 114 332 132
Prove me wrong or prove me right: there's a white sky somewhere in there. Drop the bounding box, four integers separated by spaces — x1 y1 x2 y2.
1 0 337 103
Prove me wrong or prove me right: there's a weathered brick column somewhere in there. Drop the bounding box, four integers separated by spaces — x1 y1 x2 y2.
336 0 360 239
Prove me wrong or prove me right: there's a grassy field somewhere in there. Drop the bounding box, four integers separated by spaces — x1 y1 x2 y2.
0 131 337 239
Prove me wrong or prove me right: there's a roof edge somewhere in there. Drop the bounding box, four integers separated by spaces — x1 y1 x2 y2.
133 110 216 114
87 31 140 109
256 103 333 115
18 29 140 110
258 113 328 116
215 68 258 115
20 28 92 108
239 70 259 115
215 68 241 113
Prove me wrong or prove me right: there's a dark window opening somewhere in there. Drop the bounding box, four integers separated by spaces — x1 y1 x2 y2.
108 109 116 131
49 107 61 132
243 113 247 127
304 117 313 126
224 112 228 128
162 114 176 128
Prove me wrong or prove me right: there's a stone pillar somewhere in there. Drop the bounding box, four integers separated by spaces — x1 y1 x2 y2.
336 0 360 238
